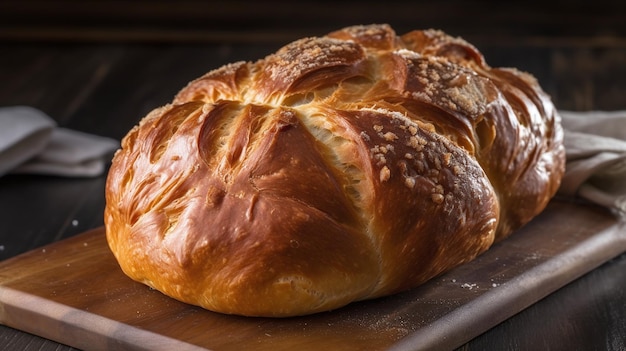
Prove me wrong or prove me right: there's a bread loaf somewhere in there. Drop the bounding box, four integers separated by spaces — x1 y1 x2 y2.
105 24 565 317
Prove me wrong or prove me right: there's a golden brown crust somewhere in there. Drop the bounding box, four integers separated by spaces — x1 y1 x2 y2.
105 24 565 317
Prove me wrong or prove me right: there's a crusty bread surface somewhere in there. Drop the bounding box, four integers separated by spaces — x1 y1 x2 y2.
105 24 565 317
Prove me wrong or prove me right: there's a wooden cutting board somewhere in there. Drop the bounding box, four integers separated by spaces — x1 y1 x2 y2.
1 200 625 351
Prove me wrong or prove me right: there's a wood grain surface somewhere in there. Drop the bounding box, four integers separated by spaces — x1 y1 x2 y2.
1 0 625 44
1 200 624 351
1 2 625 349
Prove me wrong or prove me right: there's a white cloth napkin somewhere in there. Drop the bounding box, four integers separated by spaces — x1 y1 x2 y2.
558 111 626 217
0 106 119 178
1 106 625 216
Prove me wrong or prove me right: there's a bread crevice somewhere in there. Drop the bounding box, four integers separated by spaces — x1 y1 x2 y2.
105 24 565 317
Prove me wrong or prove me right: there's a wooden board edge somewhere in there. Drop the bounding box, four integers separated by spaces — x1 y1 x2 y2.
0 286 210 351
389 220 626 351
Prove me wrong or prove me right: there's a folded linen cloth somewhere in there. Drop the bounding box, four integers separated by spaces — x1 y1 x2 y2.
0 106 119 178
1 106 625 216
558 111 626 217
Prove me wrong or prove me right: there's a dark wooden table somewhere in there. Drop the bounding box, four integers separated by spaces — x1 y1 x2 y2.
1 1 625 350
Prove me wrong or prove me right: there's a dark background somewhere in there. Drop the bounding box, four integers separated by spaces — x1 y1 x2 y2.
1 1 625 350
1 0 625 42
1 0 626 114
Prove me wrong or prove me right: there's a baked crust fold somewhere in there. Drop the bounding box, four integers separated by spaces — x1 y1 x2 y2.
105 24 565 317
